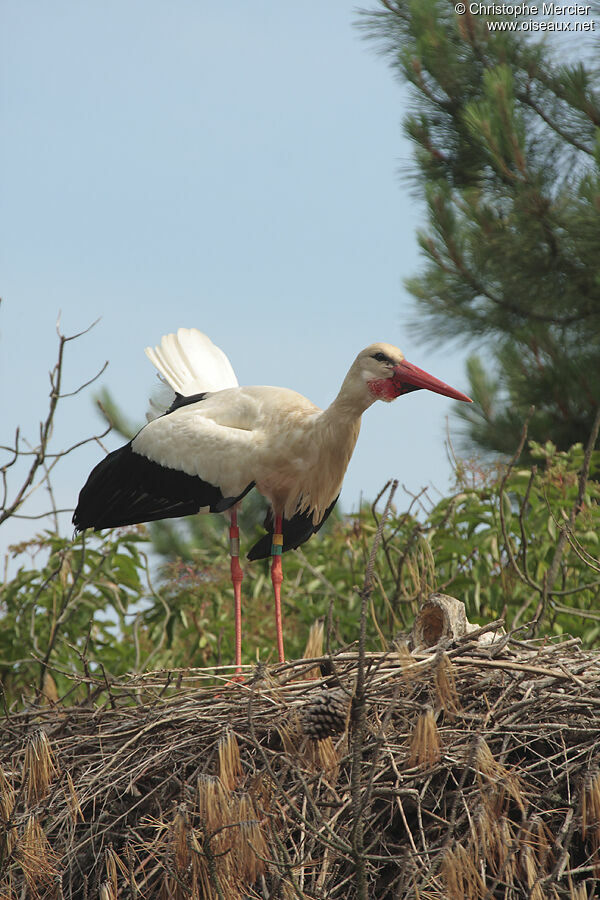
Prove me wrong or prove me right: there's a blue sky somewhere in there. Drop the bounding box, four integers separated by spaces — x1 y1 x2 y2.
1 1 471 561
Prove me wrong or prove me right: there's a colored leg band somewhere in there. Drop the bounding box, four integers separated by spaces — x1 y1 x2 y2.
271 533 283 556
230 524 240 556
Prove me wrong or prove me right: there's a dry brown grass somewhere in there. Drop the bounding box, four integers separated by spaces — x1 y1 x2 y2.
2 629 600 897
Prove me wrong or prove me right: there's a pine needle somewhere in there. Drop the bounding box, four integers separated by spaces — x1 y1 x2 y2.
434 651 461 715
407 707 441 770
218 729 242 792
23 729 59 807
302 619 324 680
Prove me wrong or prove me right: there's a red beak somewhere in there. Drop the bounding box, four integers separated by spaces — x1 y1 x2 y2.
393 360 472 403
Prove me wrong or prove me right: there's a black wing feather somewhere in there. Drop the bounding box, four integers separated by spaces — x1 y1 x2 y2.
73 441 254 532
164 391 208 413
246 495 339 561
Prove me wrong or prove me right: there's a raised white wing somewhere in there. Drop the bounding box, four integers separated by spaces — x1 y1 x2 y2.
145 328 238 394
144 328 239 421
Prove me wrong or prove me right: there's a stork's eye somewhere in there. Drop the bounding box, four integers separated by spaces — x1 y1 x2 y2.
372 351 391 363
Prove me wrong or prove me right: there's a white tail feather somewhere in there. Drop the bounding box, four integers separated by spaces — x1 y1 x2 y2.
146 376 176 422
144 328 238 421
145 328 238 395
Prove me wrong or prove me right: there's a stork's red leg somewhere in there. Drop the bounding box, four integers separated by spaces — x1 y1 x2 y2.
229 510 243 675
271 515 285 663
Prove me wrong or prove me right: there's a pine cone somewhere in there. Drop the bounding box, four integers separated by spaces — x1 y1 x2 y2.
302 689 351 741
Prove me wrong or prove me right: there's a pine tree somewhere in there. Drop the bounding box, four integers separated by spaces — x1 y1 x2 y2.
366 1 600 455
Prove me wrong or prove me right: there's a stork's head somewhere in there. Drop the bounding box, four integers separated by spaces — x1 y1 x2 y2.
352 342 472 406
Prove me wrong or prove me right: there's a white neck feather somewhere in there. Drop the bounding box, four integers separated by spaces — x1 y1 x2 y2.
326 360 376 420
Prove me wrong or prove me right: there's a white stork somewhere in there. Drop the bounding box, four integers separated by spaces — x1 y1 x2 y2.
73 328 471 671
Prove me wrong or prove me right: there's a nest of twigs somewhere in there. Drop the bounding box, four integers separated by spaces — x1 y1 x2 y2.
3 609 600 899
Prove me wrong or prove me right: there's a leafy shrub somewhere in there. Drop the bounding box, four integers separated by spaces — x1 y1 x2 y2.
2 441 599 709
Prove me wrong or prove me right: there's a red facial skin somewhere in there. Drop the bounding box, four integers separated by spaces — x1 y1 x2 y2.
367 377 403 402
368 362 472 404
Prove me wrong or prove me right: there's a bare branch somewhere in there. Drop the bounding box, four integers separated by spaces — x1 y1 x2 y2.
351 479 398 900
0 319 105 528
59 359 109 398
498 408 542 593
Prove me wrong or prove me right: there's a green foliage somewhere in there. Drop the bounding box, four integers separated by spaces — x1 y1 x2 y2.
427 441 600 638
335 441 600 644
364 0 600 455
3 442 599 710
0 529 149 702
